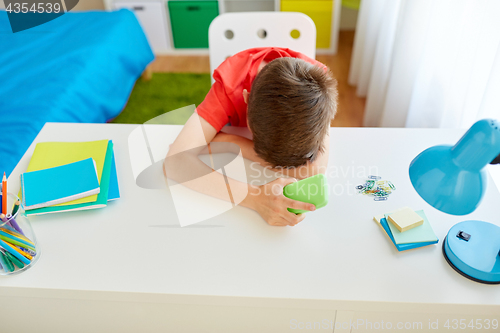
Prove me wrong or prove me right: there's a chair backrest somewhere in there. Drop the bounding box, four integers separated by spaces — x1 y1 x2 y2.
208 12 317 82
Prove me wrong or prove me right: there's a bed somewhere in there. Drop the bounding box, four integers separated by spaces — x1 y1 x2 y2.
0 9 154 177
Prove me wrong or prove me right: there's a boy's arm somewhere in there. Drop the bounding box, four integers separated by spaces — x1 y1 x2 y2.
211 132 330 179
164 113 315 226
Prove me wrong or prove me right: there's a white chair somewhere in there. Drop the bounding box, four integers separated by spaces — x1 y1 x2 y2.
208 12 317 83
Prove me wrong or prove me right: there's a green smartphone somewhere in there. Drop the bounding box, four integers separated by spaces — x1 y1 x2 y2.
283 174 329 214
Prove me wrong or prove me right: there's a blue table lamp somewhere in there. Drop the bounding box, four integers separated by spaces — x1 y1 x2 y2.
409 119 500 284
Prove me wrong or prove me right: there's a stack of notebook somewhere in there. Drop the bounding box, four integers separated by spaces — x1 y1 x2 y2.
20 140 120 216
373 207 438 251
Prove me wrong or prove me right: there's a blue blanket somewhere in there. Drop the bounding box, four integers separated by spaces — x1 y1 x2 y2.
0 10 154 177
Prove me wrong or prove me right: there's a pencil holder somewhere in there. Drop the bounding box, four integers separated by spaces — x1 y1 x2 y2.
0 193 40 275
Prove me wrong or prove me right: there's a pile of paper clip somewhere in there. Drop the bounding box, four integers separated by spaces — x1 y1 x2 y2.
356 176 396 201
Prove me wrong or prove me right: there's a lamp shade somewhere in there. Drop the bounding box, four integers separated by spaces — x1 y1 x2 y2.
409 119 500 215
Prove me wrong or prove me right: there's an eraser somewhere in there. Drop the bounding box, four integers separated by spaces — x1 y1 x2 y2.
387 207 423 232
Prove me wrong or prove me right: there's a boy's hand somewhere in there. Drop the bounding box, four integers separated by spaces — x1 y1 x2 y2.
248 178 316 226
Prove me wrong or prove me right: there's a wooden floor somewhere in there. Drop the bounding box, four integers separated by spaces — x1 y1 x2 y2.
149 31 365 127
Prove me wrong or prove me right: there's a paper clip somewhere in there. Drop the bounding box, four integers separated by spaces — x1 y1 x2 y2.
358 177 395 200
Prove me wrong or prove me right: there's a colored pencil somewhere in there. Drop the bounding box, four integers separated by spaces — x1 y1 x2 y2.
0 239 30 265
12 200 20 217
0 231 35 251
0 227 33 245
4 214 24 235
9 244 33 260
2 249 24 269
0 213 15 231
0 251 13 272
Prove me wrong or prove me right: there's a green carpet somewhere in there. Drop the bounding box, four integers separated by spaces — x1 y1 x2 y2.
111 73 211 124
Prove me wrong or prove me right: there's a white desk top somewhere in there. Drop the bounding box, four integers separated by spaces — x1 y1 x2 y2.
3 123 500 307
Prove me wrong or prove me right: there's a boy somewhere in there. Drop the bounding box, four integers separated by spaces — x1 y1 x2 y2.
165 47 338 227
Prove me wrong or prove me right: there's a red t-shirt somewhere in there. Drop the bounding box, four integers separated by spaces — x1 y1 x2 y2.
196 47 326 132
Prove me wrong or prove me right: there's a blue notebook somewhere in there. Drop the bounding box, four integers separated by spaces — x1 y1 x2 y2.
108 152 120 201
21 158 100 210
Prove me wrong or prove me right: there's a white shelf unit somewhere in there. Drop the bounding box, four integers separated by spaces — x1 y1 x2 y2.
104 0 341 55
113 1 171 53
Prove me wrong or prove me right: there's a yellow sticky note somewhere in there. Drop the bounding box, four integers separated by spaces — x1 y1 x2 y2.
25 140 109 206
387 207 424 232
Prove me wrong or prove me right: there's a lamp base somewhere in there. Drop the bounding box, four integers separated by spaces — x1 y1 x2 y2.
442 221 500 284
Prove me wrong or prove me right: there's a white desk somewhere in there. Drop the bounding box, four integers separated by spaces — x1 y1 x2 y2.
2 123 500 332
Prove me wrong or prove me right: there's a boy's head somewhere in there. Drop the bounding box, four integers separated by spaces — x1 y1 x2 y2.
247 57 338 168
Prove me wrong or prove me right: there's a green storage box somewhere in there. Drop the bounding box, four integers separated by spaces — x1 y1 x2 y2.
168 0 219 48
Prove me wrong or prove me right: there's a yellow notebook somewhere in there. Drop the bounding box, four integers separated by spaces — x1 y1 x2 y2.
25 140 109 206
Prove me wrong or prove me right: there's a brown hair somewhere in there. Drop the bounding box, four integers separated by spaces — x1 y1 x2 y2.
247 57 338 168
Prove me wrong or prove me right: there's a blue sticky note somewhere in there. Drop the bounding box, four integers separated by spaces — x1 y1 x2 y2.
21 158 100 210
380 218 437 251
